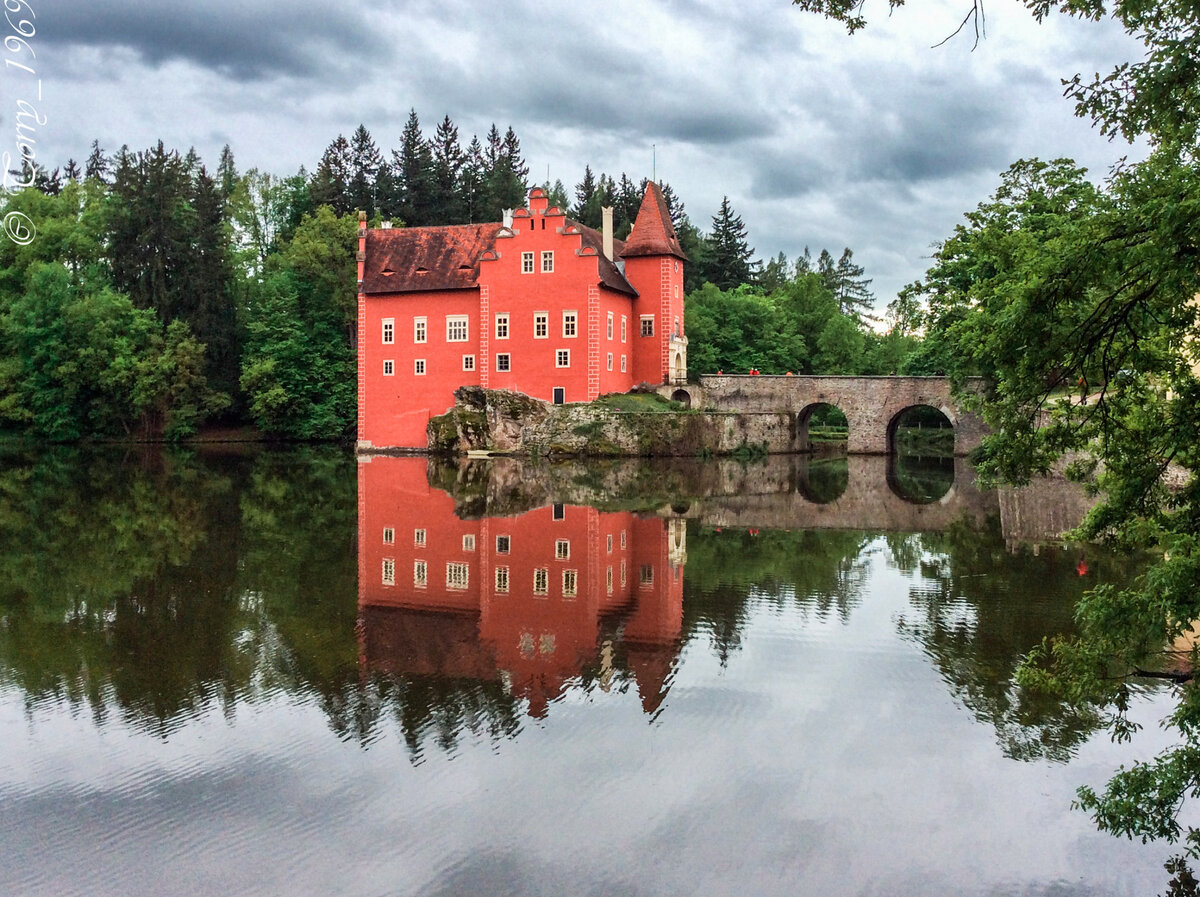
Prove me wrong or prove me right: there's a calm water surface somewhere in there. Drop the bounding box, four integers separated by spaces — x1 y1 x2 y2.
0 446 1186 896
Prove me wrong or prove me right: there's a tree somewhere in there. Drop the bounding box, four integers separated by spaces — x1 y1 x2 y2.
701 196 756 290
831 247 875 320
430 115 465 224
310 134 352 215
348 124 383 218
393 110 435 227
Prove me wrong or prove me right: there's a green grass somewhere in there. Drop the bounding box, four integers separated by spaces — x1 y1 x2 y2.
594 392 684 412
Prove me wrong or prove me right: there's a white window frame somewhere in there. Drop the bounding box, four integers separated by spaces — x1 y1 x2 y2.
640 315 654 337
496 353 511 372
414 358 426 375
556 349 570 368
463 354 475 372
621 559 627 586
640 564 654 586
414 560 427 588
382 318 395 344
620 530 626 549
606 534 613 553
463 534 475 551
621 315 627 343
620 355 626 372
522 251 535 273
562 569 577 597
383 359 394 376
415 528 426 547
446 315 469 342
534 312 548 339
414 316 426 343
541 250 554 272
383 527 395 545
495 313 509 340
496 534 510 554
607 311 613 340
606 566 613 594
555 539 570 560
533 567 549 595
382 558 395 586
607 353 613 372
495 566 510 593
562 311 577 338
446 562 469 590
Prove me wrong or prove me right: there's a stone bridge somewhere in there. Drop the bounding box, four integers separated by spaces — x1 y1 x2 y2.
665 375 989 455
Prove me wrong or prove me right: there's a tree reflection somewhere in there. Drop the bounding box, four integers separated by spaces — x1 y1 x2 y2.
893 516 1140 762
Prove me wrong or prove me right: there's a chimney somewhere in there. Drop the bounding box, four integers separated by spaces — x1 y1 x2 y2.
503 209 514 229
602 206 614 260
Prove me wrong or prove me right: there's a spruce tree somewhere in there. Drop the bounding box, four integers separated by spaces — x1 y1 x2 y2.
701 196 755 290
348 124 383 218
831 247 875 320
84 140 109 182
393 110 435 226
430 115 465 224
310 135 352 214
460 136 487 223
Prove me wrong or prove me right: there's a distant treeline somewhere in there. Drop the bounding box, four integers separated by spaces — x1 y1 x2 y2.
0 112 928 442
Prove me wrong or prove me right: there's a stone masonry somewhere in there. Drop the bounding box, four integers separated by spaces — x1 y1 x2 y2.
677 375 989 455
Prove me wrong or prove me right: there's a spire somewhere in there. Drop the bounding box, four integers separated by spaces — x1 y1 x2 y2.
622 181 687 260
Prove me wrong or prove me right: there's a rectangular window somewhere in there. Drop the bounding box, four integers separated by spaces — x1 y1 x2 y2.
496 353 511 372
562 311 577 338
496 535 510 554
607 312 614 340
382 318 395 344
563 569 577 597
640 564 654 586
621 316 627 343
555 539 570 560
382 558 395 586
522 251 535 273
620 355 627 373
620 530 626 549
534 312 548 338
414 317 426 343
414 359 426 375
621 560 627 586
383 359 394 376
534 568 549 595
495 566 510 593
415 528 426 547
414 560 427 588
556 349 570 368
463 354 475 371
606 534 613 553
446 562 469 590
641 316 654 337
383 527 395 545
607 353 613 371
541 250 554 272
495 313 509 339
553 503 565 520
463 534 475 551
553 387 565 405
606 566 613 594
447 315 469 342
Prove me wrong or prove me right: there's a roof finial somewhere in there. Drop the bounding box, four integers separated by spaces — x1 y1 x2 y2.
652 143 656 183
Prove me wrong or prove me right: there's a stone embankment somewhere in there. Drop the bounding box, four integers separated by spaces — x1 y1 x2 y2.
428 386 804 457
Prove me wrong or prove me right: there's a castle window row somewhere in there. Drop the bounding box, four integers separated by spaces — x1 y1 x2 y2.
388 529 630 556
387 312 641 345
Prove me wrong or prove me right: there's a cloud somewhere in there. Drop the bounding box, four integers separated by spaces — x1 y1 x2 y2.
43 1 384 79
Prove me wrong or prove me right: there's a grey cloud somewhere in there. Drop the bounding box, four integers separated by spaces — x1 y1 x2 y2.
44 2 384 79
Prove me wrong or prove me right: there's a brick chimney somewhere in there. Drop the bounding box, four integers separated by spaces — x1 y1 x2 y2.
602 206 614 260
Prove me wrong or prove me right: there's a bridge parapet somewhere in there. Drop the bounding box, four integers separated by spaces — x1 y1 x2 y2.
690 374 989 455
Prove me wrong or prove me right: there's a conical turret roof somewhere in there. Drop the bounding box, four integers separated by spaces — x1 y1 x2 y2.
622 181 688 261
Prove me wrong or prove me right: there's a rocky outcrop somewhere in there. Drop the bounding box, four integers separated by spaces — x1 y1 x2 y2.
428 386 801 457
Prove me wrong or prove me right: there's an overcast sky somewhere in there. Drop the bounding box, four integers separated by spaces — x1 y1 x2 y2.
11 0 1145 308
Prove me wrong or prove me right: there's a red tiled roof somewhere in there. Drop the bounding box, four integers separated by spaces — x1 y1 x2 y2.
362 223 503 294
574 222 637 296
622 181 687 260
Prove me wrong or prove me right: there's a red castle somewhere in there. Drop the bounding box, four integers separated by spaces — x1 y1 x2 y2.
356 182 689 450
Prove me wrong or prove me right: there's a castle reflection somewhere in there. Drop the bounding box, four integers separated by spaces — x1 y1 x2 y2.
357 457 685 718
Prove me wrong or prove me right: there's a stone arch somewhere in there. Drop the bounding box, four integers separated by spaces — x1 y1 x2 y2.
671 388 692 409
671 350 686 385
886 404 955 455
797 402 849 452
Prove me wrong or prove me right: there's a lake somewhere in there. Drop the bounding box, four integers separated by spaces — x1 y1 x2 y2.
0 446 1188 896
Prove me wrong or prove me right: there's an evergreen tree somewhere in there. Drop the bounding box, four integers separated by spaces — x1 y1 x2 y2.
572 165 598 223
185 167 239 396
460 136 488 223
217 144 239 202
482 125 528 220
430 115 465 224
544 178 569 210
348 124 383 218
84 139 109 182
701 196 755 290
62 159 81 182
393 109 435 226
309 135 352 214
615 173 640 236
759 251 792 292
831 247 875 320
